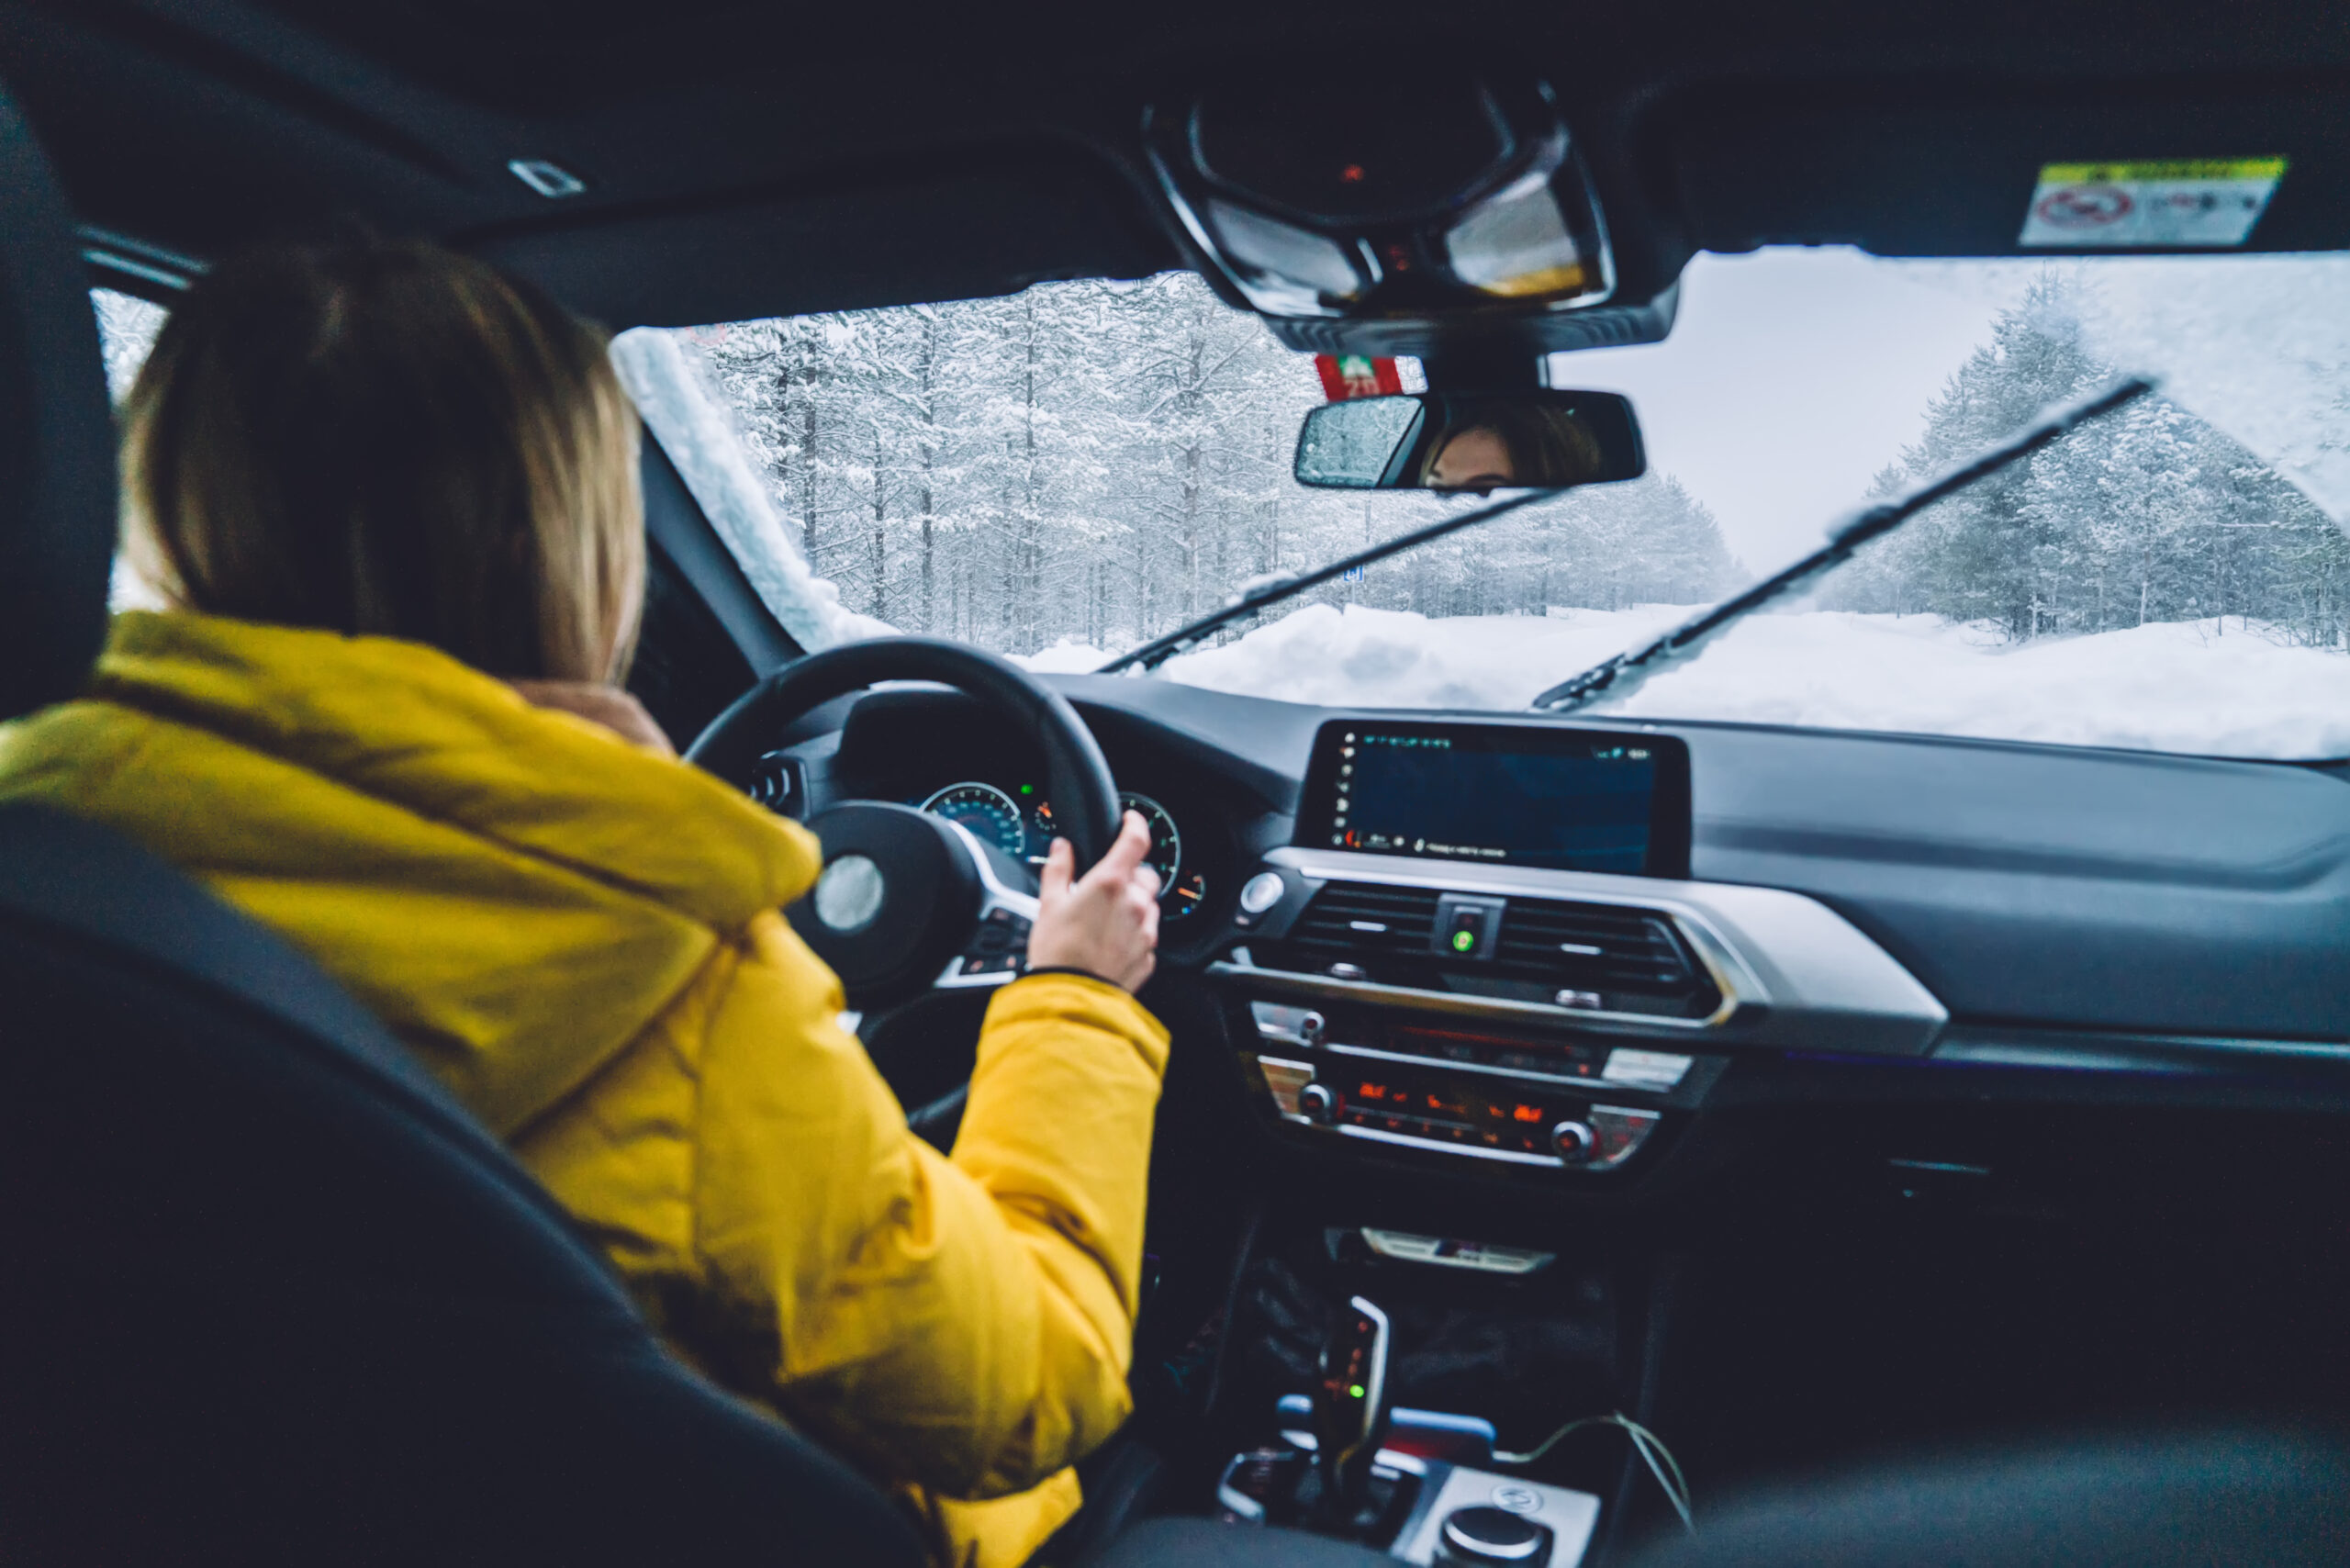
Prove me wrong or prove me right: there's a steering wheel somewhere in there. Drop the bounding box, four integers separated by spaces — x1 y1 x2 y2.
686 637 1121 1019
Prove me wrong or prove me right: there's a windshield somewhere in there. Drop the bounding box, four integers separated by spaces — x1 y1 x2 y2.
620 250 2350 762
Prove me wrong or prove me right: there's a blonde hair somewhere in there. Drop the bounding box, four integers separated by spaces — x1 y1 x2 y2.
120 238 644 682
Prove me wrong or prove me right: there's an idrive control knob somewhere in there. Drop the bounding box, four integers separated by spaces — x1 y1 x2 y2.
1550 1120 1597 1164
1439 1505 1552 1564
1300 1083 1340 1124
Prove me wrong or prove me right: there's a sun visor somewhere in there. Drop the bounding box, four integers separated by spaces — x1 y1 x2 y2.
474 149 1176 329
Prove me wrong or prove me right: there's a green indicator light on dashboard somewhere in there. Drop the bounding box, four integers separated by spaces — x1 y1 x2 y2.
1019 783 1034 795
1349 1384 1366 1398
1451 929 1476 953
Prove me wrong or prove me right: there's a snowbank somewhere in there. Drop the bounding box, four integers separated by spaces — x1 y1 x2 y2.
610 330 894 652
1022 604 2350 759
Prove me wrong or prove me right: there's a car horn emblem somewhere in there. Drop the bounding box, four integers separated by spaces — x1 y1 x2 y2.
812 855 886 934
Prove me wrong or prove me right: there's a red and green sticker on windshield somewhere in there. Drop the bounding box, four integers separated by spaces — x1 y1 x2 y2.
2020 158 2287 249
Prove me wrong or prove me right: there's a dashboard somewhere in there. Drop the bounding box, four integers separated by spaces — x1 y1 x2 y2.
768 672 2350 1201
740 667 2350 1502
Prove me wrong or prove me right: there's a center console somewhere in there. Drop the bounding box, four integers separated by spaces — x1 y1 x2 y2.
1212 718 1948 1179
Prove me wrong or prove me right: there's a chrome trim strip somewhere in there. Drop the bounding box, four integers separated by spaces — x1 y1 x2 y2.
1360 1227 1555 1274
1335 1121 1565 1169
84 249 193 292
79 225 208 290
1324 1039 1628 1092
1214 960 1729 1040
1242 846 1948 1056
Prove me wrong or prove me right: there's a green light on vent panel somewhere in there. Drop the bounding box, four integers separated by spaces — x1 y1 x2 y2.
1451 928 1476 953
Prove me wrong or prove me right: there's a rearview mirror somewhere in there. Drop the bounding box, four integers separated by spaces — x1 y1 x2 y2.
1293 389 1645 491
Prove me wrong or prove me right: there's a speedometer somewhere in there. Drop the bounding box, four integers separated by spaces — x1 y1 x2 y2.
1119 791 1182 894
919 781 1026 859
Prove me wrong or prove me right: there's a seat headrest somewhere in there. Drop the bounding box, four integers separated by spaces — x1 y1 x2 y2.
0 85 118 722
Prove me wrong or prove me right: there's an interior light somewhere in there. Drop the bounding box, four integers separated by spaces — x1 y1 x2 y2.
1201 199 1376 316
1446 172 1590 300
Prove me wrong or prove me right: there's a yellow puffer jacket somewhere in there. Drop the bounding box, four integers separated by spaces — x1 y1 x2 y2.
0 610 1171 1568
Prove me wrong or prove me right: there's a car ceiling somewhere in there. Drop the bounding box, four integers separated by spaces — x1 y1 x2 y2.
11 0 2350 330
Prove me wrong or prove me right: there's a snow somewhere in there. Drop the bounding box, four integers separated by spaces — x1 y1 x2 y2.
609 329 893 652
1893 254 2350 527
2083 257 2350 527
1023 603 2350 759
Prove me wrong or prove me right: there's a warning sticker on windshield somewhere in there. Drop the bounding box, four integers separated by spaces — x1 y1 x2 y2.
2018 158 2286 249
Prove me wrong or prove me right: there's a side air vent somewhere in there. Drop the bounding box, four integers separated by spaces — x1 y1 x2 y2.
1266 880 1724 1022
1494 899 1720 1019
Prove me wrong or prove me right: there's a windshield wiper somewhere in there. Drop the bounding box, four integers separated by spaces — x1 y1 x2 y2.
1095 489 1559 675
1528 375 2156 713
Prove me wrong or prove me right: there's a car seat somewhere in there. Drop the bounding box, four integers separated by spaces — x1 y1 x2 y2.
0 83 928 1568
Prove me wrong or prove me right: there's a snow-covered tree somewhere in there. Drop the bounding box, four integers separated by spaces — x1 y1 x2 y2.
676 273 1746 655
1821 273 2349 648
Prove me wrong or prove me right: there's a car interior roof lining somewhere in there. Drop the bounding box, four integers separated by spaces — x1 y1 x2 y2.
14 1 2350 327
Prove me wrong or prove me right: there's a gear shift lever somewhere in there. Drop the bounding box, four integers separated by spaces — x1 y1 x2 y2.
1314 1294 1393 1525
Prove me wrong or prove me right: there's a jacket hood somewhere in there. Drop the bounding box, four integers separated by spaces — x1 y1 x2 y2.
0 610 822 1133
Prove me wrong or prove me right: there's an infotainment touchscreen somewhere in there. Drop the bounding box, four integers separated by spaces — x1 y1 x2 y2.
1294 722 1692 878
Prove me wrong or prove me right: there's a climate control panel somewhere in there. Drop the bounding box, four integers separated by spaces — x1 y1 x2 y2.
1239 1001 1684 1173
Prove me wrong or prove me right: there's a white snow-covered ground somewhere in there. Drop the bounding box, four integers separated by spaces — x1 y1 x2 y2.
1023 604 2350 759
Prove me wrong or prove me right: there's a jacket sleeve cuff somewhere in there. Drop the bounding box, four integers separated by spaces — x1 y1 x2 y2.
988 970 1171 1077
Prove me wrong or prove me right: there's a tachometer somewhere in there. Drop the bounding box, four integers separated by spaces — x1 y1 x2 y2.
1119 791 1182 895
1020 790 1188 907
919 781 1026 859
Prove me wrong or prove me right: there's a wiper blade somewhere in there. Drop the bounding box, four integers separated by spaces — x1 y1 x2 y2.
1528 375 2156 714
1095 489 1559 675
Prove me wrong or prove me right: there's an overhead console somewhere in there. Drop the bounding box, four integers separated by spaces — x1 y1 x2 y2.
1214 719 1947 1178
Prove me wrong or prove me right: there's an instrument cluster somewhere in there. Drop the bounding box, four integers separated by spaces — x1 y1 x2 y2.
916 780 1206 919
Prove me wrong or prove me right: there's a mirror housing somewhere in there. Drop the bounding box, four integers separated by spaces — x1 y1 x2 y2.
1294 389 1645 491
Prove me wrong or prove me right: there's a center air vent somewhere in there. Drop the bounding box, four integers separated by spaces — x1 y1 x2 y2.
1267 880 1723 1022
1284 881 1440 962
1494 898 1720 1019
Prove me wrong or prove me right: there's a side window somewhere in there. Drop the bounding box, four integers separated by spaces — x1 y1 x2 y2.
94 287 166 404
93 288 170 609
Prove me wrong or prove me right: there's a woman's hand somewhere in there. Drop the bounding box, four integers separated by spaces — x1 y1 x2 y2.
1028 811 1161 992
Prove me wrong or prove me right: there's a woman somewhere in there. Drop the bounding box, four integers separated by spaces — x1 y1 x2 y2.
0 238 1169 1568
1416 398 1606 491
